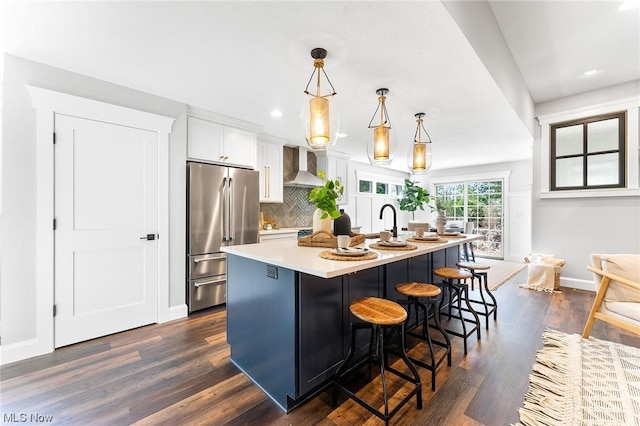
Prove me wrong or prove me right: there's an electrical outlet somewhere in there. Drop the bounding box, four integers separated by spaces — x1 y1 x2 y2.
266 264 278 279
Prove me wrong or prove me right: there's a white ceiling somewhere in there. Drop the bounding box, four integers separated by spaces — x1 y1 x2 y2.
2 1 638 172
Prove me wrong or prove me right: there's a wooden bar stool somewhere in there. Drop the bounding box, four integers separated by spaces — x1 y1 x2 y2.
433 267 481 355
333 297 422 425
457 261 497 329
394 282 451 391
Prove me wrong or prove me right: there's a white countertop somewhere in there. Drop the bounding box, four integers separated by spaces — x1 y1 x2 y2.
223 233 483 279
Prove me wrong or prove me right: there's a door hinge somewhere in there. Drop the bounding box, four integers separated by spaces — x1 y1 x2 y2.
53 218 57 230
53 304 57 317
53 132 56 144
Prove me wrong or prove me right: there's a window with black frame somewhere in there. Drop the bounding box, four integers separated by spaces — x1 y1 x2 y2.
550 111 626 191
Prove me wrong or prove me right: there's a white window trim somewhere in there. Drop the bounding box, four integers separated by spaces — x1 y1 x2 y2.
27 86 173 359
428 170 511 186
537 97 640 199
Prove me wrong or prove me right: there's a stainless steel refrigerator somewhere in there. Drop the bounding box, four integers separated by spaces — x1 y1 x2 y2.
187 162 260 312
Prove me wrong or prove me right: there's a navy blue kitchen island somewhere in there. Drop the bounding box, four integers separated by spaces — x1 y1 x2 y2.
222 235 480 412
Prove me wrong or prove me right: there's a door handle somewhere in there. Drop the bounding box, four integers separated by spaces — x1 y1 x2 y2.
194 254 225 263
267 166 271 198
140 234 157 240
228 177 234 241
194 276 226 288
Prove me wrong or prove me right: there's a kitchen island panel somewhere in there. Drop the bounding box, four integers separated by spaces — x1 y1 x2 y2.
298 267 382 398
298 273 345 397
344 267 383 360
226 256 296 411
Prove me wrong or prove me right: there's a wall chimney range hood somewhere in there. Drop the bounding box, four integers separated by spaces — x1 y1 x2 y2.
283 147 323 188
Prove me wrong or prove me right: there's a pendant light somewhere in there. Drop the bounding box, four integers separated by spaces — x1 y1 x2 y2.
407 113 433 174
302 48 338 150
367 88 396 165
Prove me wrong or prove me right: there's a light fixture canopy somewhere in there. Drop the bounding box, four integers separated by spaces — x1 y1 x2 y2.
407 112 433 174
301 47 339 150
367 88 396 165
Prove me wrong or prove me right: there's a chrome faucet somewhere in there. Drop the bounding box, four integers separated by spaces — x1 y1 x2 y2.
379 204 397 238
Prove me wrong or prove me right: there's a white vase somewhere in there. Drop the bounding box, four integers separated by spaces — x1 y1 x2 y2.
436 210 447 234
312 208 333 234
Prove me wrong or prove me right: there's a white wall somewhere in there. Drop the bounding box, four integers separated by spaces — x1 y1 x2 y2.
532 81 640 289
0 55 188 352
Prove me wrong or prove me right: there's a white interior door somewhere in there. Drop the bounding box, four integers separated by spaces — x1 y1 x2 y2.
54 113 158 348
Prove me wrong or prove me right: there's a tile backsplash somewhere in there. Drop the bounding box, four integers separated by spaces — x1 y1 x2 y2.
260 186 315 228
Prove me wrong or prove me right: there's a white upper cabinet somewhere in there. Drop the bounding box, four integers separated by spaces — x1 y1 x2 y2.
257 138 284 203
222 126 257 168
187 115 257 169
187 116 223 162
316 151 350 205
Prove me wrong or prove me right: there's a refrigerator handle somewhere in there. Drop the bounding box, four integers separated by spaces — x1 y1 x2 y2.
222 176 228 241
228 177 234 241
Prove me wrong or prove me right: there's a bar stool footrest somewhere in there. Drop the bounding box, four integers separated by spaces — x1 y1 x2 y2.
334 381 421 424
468 299 497 314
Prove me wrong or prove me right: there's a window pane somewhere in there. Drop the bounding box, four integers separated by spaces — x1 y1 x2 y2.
376 182 388 194
489 181 502 192
556 157 583 187
587 118 619 153
555 125 583 156
359 180 372 193
587 153 619 186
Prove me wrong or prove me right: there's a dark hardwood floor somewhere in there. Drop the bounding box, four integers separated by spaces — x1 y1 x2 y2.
2 269 639 425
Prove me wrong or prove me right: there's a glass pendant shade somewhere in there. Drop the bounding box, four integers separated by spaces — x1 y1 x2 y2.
373 126 390 158
302 48 338 150
309 96 330 145
367 88 396 165
407 113 433 174
407 142 432 174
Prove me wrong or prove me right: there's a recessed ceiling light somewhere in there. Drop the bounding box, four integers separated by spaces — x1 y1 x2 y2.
270 110 283 118
619 0 639 11
336 133 348 138
583 69 599 76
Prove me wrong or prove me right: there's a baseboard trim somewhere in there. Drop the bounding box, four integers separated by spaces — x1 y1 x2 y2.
166 304 188 322
560 277 594 292
0 338 43 366
2 304 189 365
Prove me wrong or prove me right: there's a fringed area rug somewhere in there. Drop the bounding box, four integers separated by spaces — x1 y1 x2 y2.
515 329 640 426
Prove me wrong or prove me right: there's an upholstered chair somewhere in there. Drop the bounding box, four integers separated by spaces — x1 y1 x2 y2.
582 254 640 338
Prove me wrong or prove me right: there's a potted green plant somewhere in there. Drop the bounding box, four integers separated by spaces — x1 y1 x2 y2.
398 179 433 231
309 171 344 233
398 179 431 221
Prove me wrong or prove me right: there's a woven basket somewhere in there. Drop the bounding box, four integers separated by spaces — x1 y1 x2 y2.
524 255 564 290
298 230 365 248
